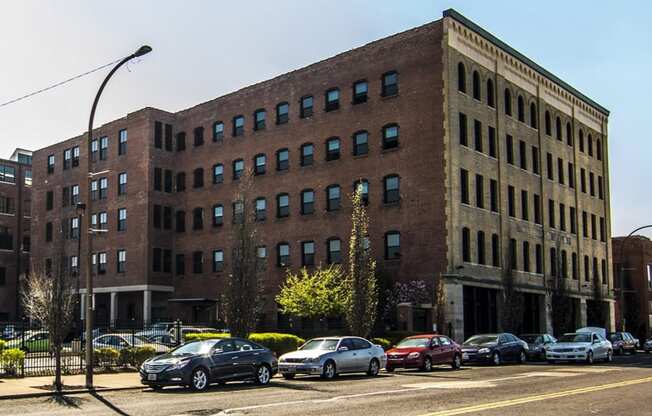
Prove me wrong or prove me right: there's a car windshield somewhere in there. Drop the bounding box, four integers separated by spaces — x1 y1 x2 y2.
122 335 150 346
396 337 431 348
300 339 340 351
464 335 497 346
559 334 591 343
170 341 215 356
520 335 541 343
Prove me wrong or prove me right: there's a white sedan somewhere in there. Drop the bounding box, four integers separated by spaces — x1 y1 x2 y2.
546 331 612 364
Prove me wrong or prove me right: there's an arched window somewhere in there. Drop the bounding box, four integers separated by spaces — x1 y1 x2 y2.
556 117 562 141
529 102 537 128
588 134 594 157
276 193 289 218
301 189 315 215
579 130 585 152
544 111 551 135
457 62 466 93
193 168 204 188
353 179 369 205
462 227 470 262
517 95 525 122
596 139 602 161
352 130 369 156
277 242 290 267
566 122 573 146
476 230 485 265
504 89 512 116
383 175 400 204
486 78 495 107
472 71 480 100
382 123 399 149
326 184 341 211
300 143 314 166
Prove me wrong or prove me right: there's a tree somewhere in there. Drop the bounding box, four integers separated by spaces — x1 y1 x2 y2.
344 188 378 338
223 170 264 338
22 255 77 393
276 264 346 320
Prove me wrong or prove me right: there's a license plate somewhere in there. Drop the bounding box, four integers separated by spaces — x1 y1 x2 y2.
284 368 296 373
462 353 469 360
147 374 157 381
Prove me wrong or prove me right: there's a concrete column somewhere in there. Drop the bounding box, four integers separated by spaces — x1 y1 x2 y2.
110 292 118 327
444 282 464 343
80 294 86 321
608 301 616 332
578 298 588 328
542 293 553 334
143 290 152 325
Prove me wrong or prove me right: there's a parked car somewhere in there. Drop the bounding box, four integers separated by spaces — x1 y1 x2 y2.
2 324 22 340
626 332 640 349
278 336 387 380
461 333 527 365
146 333 177 348
385 334 462 372
135 322 177 339
93 333 170 353
644 338 652 353
168 327 216 342
607 332 637 355
140 338 277 391
519 334 557 361
546 329 612 364
6 330 49 353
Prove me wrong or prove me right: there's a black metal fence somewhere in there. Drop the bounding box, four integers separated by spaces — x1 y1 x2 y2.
0 320 227 378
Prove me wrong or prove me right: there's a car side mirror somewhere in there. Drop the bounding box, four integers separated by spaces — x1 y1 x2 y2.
338 346 349 352
212 348 223 355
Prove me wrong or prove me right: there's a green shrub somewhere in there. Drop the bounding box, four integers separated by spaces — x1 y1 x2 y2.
184 333 231 342
119 346 157 368
94 348 119 368
0 339 6 352
248 333 305 356
370 338 392 350
1 348 25 376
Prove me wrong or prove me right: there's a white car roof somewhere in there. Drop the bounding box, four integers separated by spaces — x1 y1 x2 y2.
576 327 606 337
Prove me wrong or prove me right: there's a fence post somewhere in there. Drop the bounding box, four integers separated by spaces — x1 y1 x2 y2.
175 320 181 346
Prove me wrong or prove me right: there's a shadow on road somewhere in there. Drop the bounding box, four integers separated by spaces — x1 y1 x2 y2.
90 390 131 416
47 394 84 408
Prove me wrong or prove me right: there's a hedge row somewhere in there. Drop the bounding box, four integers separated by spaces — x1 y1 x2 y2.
94 346 157 369
1 348 25 376
0 339 6 352
185 332 305 356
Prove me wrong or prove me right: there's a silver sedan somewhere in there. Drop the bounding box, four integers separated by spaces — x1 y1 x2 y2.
278 336 387 380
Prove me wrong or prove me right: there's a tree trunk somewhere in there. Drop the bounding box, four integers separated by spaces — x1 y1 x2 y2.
54 346 62 393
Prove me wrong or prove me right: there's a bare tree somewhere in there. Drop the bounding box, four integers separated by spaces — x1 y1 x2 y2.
223 170 264 338
22 254 77 393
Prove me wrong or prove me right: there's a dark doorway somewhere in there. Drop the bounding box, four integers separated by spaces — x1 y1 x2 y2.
463 286 498 340
412 308 429 332
521 292 541 334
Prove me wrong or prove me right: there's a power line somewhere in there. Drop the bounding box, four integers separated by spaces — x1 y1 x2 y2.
0 57 125 109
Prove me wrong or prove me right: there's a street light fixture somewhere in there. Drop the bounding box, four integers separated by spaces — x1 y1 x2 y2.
83 45 152 389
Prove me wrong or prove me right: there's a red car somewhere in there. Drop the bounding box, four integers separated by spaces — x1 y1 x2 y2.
385 334 462 372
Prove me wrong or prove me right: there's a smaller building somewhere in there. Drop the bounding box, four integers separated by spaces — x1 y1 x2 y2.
613 235 652 341
0 149 32 322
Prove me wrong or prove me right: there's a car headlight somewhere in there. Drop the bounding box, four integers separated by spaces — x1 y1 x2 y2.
303 357 320 364
169 360 190 370
407 352 420 359
574 347 586 352
478 348 490 354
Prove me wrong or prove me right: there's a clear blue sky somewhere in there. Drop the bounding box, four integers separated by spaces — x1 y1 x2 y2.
0 0 649 237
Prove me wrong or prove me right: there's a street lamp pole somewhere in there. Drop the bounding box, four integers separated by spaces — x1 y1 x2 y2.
84 45 152 389
617 224 652 332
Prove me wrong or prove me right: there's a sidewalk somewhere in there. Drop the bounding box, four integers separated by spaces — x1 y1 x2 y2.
0 372 143 399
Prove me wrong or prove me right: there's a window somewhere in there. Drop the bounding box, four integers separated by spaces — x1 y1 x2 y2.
475 174 484 208
582 211 588 237
64 148 72 168
523 241 530 272
326 185 341 211
326 137 340 161
301 143 314 166
572 252 578 279
193 168 204 188
257 246 267 260
547 153 553 180
488 126 496 157
570 207 577 234
213 250 224 272
176 254 185 275
71 217 80 239
589 172 595 196
117 250 126 273
277 243 290 267
255 197 266 221
176 172 186 192
353 180 369 205
94 211 108 230
62 187 69 207
153 168 162 191
535 244 543 274
382 123 399 149
276 102 289 124
385 231 400 260
254 154 266 175
325 88 340 111
584 255 590 281
302 241 315 266
154 121 163 148
598 176 604 199
457 63 466 93
472 70 481 100
580 169 586 193
233 115 245 136
212 121 224 141
176 132 186 151
352 80 368 104
490 179 498 212
558 158 564 185
508 185 515 217
99 136 108 160
232 201 244 224
153 205 162 229
382 71 398 96
486 78 495 107
566 122 573 146
591 214 597 240
491 234 500 266
534 194 541 224
193 126 204 147
276 149 289 171
597 139 602 161
460 169 469 204
588 135 594 157
548 199 555 228
212 164 224 184
474 120 483 152
301 189 314 215
477 231 485 264
98 252 107 274
70 256 79 275
519 140 527 170
506 135 514 164
193 207 203 230
163 206 172 230
72 184 80 205
118 172 127 195
163 169 172 193
71 146 80 167
47 155 55 174
459 113 468 146
164 124 173 151
560 203 566 231
532 146 540 174
254 109 266 131
529 102 537 128
545 111 551 135
193 251 203 274
517 95 525 122
326 238 342 264
556 117 562 141
213 204 223 226
593 257 599 282
46 192 53 211
462 227 470 262
118 208 127 231
568 163 575 188
277 193 289 218
521 190 528 221
383 175 400 204
176 210 185 232
579 130 585 152
300 95 313 118
504 88 512 116
353 131 369 156
233 159 244 180
99 177 108 199
510 239 517 270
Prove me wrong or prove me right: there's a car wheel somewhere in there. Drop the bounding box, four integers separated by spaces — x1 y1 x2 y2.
151 385 163 391
282 373 296 380
367 358 380 376
492 352 501 366
385 366 395 373
586 351 594 365
452 354 462 370
421 357 432 372
190 367 209 392
518 350 526 364
255 364 271 385
321 360 336 380
605 349 613 363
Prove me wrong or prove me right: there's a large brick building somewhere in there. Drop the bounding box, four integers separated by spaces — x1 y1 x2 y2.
31 9 613 339
0 149 32 322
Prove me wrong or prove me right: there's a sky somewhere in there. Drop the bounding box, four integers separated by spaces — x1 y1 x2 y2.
0 0 650 237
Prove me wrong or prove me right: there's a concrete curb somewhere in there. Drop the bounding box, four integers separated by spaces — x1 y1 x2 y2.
0 385 144 400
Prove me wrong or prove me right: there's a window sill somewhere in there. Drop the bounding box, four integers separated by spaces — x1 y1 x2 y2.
352 153 369 159
380 93 399 101
381 146 400 154
383 200 401 208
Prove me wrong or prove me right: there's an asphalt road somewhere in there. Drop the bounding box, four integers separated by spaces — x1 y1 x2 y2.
5 352 652 416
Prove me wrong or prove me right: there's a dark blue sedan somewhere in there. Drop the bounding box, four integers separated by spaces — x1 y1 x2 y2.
461 333 527 365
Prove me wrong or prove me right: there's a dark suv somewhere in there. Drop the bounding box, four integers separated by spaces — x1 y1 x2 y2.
607 332 637 355
140 338 278 391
